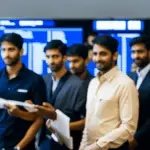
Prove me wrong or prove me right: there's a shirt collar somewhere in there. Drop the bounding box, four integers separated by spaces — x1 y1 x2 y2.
2 64 26 80
136 63 150 78
97 66 118 82
52 75 60 82
52 71 70 82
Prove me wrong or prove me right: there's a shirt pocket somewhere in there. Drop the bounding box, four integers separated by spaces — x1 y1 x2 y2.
94 94 117 119
8 90 29 102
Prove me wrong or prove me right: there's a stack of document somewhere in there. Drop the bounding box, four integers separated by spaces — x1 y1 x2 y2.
50 109 73 149
0 97 38 112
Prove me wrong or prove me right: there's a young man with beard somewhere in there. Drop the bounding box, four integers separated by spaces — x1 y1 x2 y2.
79 35 139 150
66 43 93 144
0 33 46 150
36 40 87 150
128 36 150 150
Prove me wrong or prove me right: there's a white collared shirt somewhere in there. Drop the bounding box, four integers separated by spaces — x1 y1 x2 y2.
136 63 150 89
80 66 139 150
52 76 60 93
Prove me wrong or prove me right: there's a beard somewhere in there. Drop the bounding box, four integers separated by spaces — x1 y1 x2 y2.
49 61 64 72
70 68 84 76
3 53 20 66
95 59 113 74
70 63 85 76
134 56 149 69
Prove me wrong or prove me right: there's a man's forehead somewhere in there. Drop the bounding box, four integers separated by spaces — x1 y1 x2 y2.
131 44 147 51
1 41 16 48
46 49 61 54
93 44 109 53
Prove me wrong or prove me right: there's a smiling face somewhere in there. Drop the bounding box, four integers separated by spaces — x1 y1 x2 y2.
93 44 117 73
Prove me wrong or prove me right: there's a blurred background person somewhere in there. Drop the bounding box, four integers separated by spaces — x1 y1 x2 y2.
86 44 97 76
128 35 150 150
85 31 98 46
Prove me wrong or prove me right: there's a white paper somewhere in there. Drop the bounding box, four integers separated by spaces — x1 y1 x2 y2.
50 109 73 149
0 97 38 112
60 134 73 150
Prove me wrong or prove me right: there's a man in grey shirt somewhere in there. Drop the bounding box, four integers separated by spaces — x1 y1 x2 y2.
36 40 87 150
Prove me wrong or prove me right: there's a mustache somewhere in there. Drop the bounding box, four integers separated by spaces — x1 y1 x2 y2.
134 58 142 61
49 63 56 66
70 67 76 70
4 57 12 60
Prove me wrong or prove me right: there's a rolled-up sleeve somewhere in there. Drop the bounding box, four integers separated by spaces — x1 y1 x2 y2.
96 81 139 149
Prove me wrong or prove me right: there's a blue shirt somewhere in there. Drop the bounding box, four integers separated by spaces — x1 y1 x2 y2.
0 64 46 149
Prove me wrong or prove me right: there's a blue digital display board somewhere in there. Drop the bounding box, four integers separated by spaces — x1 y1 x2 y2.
0 20 83 75
93 20 144 32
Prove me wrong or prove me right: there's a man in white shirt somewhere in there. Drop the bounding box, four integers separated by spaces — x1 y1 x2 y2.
128 35 150 150
79 35 139 150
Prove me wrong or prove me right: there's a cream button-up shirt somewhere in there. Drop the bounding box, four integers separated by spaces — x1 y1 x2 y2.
80 66 139 150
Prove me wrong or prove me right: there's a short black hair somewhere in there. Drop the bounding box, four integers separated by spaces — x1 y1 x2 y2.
44 40 68 55
0 33 23 50
129 35 150 50
67 44 88 60
87 31 98 37
93 35 118 54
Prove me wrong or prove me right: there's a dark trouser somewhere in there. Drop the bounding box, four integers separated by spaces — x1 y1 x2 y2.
40 131 82 150
23 143 36 150
39 137 51 150
109 141 129 150
49 139 69 150
71 130 82 150
134 145 149 150
40 137 68 150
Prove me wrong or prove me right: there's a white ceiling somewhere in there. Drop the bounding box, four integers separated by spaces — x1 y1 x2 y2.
0 0 150 19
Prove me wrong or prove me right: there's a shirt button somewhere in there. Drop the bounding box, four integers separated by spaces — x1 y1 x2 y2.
8 88 10 90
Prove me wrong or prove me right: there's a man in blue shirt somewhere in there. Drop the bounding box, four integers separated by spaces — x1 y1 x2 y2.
0 33 46 150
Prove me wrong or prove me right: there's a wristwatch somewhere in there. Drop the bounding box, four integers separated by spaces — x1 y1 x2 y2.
14 146 20 150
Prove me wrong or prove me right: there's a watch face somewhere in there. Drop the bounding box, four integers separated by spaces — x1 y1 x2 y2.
14 146 20 150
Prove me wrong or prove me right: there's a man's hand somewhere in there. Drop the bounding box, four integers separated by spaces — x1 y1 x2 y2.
84 143 100 150
4 104 21 117
25 100 33 104
34 102 57 120
46 119 56 133
129 138 137 150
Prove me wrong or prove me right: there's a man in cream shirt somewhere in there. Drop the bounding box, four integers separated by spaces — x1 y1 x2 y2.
79 35 139 150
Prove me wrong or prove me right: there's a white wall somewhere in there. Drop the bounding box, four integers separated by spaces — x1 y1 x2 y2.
0 0 149 19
